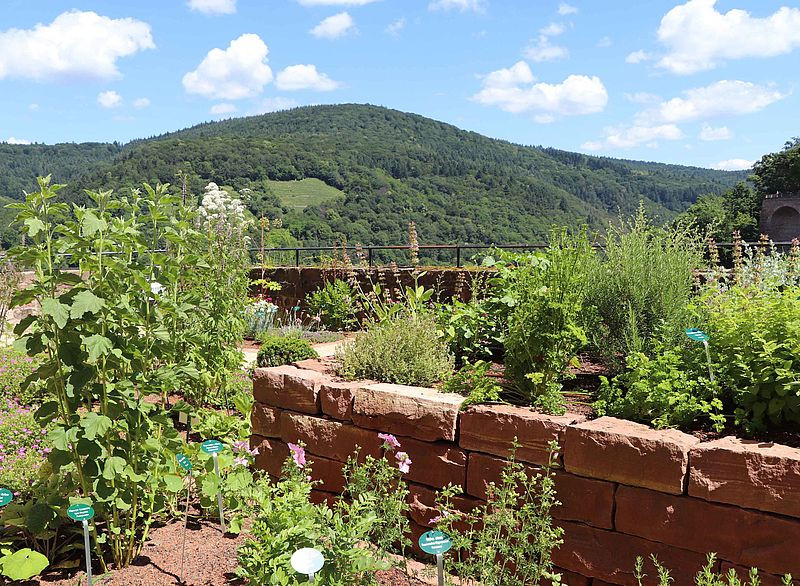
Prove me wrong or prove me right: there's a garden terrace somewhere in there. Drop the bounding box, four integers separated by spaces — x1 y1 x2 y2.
251 360 800 585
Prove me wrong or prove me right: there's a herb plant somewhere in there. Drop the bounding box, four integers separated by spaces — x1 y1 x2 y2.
306 279 360 331
257 333 318 367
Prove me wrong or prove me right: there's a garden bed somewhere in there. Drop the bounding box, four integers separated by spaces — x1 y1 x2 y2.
250 360 800 585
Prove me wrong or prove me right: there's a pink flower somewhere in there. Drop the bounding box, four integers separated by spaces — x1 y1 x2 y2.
378 433 401 451
288 443 306 469
395 451 412 474
234 456 248 467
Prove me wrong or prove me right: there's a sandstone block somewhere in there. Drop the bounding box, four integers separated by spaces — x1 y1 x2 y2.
564 417 699 494
352 383 464 442
460 404 582 465
689 436 800 518
280 412 382 462
253 365 323 414
615 485 800 576
320 380 361 421
399 436 466 489
251 403 281 438
309 454 346 493
406 482 481 529
251 436 289 478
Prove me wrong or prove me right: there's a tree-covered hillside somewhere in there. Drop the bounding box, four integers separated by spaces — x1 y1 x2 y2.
1 104 744 246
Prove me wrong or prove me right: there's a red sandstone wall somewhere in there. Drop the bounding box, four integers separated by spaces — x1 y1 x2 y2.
250 362 800 586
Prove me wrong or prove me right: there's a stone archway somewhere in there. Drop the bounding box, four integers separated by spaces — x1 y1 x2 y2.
769 205 800 241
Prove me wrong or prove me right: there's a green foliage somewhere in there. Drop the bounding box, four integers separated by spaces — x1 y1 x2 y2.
594 346 725 431
257 333 319 367
0 546 49 581
586 208 703 366
337 312 453 386
435 441 564 586
440 361 503 407
0 346 42 406
752 137 800 195
678 182 761 241
267 178 345 210
502 231 594 411
306 279 360 331
0 399 51 497
635 553 794 586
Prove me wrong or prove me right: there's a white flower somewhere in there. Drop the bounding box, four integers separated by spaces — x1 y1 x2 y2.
150 281 164 295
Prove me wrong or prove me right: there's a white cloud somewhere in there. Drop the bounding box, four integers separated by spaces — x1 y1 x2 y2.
597 36 612 48
5 137 31 145
297 0 377 5
385 17 406 36
0 10 154 82
310 12 355 39
713 158 753 171
524 22 568 62
625 91 660 104
473 61 607 120
97 90 122 108
183 34 272 100
28 103 39 111
133 97 151 109
187 0 237 15
428 0 486 13
558 3 578 15
581 124 684 150
210 102 237 115
657 0 800 74
625 50 652 64
250 97 299 114
276 65 340 91
655 80 786 123
699 123 732 141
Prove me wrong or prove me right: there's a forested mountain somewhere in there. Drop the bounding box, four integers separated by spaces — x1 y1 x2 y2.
1 104 744 246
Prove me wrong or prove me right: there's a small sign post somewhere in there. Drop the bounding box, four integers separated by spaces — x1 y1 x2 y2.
67 503 95 586
201 439 226 533
176 453 193 584
290 547 325 583
419 530 452 586
685 328 714 381
0 487 12 507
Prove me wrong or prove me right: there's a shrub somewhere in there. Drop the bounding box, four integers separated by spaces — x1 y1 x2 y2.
636 553 794 586
336 312 453 386
0 346 41 406
586 208 703 367
306 279 360 331
0 399 50 497
502 230 594 411
441 360 503 407
257 333 318 367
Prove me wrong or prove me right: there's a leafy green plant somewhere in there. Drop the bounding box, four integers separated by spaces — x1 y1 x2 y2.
0 346 43 406
434 440 564 586
257 333 318 367
502 230 594 411
0 545 49 581
306 279 360 331
0 399 51 497
440 361 503 407
337 311 453 386
635 553 794 586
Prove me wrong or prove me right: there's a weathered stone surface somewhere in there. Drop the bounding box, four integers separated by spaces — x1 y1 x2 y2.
554 521 710 585
309 489 338 509
253 365 323 414
294 358 335 375
564 417 699 494
398 436 467 489
465 452 615 529
280 412 382 462
720 562 799 586
251 436 289 478
406 482 481 529
615 485 800 576
251 403 281 438
309 454 346 493
460 404 582 465
320 380 361 421
689 436 800 518
352 383 464 442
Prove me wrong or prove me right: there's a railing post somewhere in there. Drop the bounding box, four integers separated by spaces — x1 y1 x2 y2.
456 246 461 268
368 247 373 267
295 248 300 267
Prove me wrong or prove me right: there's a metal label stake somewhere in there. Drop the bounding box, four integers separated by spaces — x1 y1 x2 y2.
291 548 324 584
201 439 226 533
67 503 95 586
419 530 452 586
176 453 193 584
685 328 714 381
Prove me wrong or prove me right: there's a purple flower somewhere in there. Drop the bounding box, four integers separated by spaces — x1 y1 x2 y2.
395 451 412 474
378 433 401 451
288 443 306 469
234 456 248 467
232 440 249 453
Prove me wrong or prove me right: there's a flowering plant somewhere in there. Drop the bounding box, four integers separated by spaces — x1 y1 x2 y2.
0 398 51 497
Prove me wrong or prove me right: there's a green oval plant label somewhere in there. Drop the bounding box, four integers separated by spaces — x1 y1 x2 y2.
0 488 13 506
67 503 95 521
685 328 709 342
419 530 452 555
176 453 192 471
201 439 224 455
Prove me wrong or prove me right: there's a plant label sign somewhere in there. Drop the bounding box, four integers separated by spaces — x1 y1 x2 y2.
67 504 95 522
201 439 224 454
68 503 95 586
685 328 709 342
419 530 452 555
291 547 324 583
176 453 193 471
0 488 12 507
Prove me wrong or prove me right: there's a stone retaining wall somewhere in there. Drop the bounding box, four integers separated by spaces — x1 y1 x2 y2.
250 361 800 586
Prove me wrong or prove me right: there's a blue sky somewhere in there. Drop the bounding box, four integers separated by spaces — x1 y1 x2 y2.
0 0 798 170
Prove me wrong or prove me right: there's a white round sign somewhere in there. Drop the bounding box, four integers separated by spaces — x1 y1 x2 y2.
290 548 324 575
